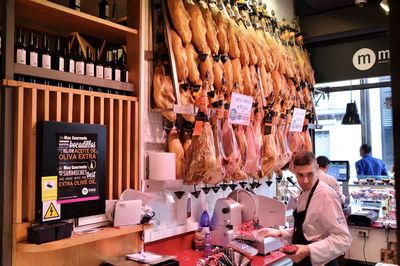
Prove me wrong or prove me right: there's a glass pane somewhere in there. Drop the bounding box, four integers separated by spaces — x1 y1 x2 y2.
314 77 394 182
315 89 362 182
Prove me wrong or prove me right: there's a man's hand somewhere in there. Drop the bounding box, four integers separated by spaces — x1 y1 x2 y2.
287 245 310 263
251 228 281 242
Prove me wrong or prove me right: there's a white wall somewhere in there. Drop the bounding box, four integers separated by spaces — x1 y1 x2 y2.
268 0 295 21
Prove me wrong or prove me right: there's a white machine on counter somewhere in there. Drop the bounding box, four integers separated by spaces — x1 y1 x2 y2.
210 189 286 255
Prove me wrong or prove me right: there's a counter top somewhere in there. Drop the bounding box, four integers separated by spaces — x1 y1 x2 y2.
173 249 288 266
144 231 290 265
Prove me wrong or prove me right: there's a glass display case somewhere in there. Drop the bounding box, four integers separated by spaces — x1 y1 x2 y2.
348 181 396 225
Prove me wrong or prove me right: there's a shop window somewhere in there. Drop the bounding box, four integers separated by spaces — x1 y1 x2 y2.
315 131 330 158
314 77 393 181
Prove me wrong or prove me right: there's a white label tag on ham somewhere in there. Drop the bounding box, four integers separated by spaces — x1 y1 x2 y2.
228 92 253 126
173 104 194 115
289 108 307 132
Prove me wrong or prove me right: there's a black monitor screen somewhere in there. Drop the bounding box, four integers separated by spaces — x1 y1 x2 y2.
327 161 350 182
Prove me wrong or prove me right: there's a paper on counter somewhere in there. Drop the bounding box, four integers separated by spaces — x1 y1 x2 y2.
126 252 162 263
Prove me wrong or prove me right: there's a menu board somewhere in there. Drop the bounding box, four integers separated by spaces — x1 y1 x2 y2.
57 133 99 203
36 121 106 222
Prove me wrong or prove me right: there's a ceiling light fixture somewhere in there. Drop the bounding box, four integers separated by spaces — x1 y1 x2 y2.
380 0 389 13
355 0 367 7
342 84 363 125
341 101 363 125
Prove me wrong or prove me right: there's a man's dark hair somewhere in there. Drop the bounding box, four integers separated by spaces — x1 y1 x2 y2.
293 151 316 166
316 156 330 168
360 144 372 154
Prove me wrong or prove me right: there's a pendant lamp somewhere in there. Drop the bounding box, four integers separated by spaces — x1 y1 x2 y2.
341 100 363 125
380 0 389 13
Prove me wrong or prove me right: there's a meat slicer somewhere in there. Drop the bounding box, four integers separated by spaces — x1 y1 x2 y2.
210 189 286 255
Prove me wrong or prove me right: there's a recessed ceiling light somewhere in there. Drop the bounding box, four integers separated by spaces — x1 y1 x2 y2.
380 0 389 13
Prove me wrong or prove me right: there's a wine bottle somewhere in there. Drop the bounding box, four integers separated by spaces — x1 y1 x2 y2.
41 35 51 69
65 41 75 73
104 50 112 80
15 29 26 65
111 0 117 21
95 48 104 78
52 37 64 71
120 53 128 83
69 0 81 11
75 45 85 75
99 0 110 20
112 48 121 81
27 33 37 67
85 46 94 77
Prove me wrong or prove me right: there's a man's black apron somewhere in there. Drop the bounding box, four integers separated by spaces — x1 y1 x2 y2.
292 180 339 266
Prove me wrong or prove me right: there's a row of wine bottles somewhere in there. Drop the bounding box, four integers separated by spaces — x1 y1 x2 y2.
15 30 129 83
68 0 117 21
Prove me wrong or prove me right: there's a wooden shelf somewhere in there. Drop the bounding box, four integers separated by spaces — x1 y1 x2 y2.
15 0 138 44
16 224 150 253
14 63 134 93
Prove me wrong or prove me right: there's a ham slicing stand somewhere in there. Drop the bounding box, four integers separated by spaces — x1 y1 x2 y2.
210 189 286 255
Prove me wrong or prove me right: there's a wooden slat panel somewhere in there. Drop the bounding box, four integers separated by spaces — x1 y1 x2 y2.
12 84 139 234
13 87 24 223
56 91 62 121
14 222 31 243
89 95 94 124
79 94 85 123
49 91 61 122
123 101 132 190
105 98 114 199
113 100 123 197
133 101 139 189
72 94 85 123
94 97 104 125
37 91 44 122
25 88 37 221
44 90 50 121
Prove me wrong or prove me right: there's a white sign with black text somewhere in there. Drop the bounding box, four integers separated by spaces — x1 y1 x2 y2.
289 108 307 132
228 92 253 126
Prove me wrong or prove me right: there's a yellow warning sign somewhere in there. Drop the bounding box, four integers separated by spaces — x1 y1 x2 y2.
42 176 57 201
44 202 60 220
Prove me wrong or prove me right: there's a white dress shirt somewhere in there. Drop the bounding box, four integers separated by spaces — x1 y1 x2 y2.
280 181 352 266
317 168 346 204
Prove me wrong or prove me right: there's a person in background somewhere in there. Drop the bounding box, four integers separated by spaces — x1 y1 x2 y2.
253 151 351 266
316 156 346 205
356 144 388 176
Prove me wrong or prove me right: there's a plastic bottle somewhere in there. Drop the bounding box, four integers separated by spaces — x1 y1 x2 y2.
203 227 212 257
199 210 210 228
199 210 212 257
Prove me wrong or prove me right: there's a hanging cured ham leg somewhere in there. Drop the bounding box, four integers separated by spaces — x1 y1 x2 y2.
184 0 209 54
168 128 186 179
198 1 219 55
153 65 176 122
170 29 188 82
167 0 192 44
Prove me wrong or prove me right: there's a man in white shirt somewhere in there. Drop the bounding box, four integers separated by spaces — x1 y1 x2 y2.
316 156 346 205
253 151 352 266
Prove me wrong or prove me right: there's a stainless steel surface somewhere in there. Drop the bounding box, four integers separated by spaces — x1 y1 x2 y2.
228 189 256 223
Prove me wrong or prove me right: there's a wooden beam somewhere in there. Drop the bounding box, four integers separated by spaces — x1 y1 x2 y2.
1 87 14 266
13 87 24 224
